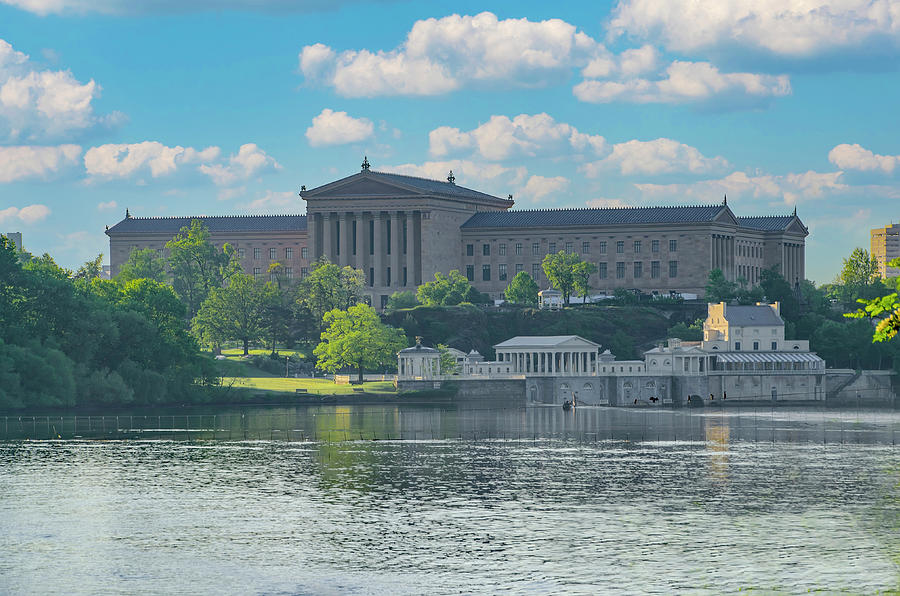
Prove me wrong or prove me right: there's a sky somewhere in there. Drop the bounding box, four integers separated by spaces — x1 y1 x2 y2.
1 0 899 283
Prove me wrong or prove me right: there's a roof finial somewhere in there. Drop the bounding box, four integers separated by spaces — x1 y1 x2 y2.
792 205 797 217
447 170 455 184
723 194 727 206
415 335 423 347
300 185 306 192
125 208 131 218
361 156 370 171
508 194 513 200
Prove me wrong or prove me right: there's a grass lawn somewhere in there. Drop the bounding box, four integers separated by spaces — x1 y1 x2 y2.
220 347 309 360
221 377 397 395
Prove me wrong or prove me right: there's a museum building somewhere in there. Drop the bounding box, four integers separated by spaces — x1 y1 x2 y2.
106 160 808 308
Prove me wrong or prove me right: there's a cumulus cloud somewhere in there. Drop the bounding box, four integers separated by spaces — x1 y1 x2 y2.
581 138 729 176
199 143 280 186
574 61 791 106
828 143 899 173
609 0 900 59
383 159 527 198
96 200 117 210
429 113 607 160
0 203 51 225
586 198 630 208
244 190 300 213
0 38 118 141
305 108 374 147
522 175 569 201
1 0 379 15
635 170 847 206
299 12 601 97
0 144 81 183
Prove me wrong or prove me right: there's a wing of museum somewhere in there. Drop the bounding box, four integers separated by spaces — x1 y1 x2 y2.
106 163 807 307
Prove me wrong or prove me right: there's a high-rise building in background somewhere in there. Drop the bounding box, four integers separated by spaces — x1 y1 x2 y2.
870 224 900 278
4 232 22 251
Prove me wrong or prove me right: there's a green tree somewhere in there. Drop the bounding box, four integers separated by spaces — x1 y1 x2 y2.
385 290 420 312
192 273 267 355
314 304 406 382
572 260 598 302
504 271 539 306
667 319 704 341
437 343 460 374
166 219 240 318
117 247 168 283
542 251 582 305
73 253 104 281
297 257 365 327
760 265 799 321
705 268 738 303
838 247 880 303
416 270 474 306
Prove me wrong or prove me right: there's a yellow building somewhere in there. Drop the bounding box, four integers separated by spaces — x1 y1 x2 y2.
870 223 900 278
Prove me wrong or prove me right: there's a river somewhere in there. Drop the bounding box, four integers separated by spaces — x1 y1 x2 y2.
1 404 898 594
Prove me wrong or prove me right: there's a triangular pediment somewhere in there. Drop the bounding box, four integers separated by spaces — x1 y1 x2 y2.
786 218 808 235
303 173 425 200
713 206 739 225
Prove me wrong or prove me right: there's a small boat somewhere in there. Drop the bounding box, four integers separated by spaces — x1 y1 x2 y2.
562 400 573 411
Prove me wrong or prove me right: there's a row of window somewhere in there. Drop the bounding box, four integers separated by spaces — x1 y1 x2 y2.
464 261 679 282
252 267 307 281
238 247 309 260
734 341 778 351
467 240 679 257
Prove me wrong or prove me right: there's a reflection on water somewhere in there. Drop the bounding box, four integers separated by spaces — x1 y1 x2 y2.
1 405 899 594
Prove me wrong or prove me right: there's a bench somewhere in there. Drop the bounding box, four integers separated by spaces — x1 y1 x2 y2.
295 388 308 394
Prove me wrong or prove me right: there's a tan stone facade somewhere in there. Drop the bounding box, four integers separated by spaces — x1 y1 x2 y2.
871 223 900 278
107 168 807 307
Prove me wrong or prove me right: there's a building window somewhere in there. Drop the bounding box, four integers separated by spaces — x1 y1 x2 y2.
598 262 607 279
386 267 391 286
253 248 261 260
753 341 759 351
669 239 677 252
483 244 490 256
532 243 540 256
253 267 261 279
237 248 245 259
466 244 474 257
582 241 590 254
669 260 678 277
651 240 659 253
616 262 625 278
483 264 491 281
549 242 556 253
633 240 641 253
515 263 523 274
403 267 408 286
301 267 308 278
616 241 624 254
499 263 508 281
269 248 276 260
771 341 777 350
532 263 540 280
651 261 660 278
735 341 741 351
369 267 374 287
499 243 507 256
369 220 375 255
515 242 522 255
565 242 573 253
285 247 293 259
466 265 474 281
301 247 308 259
285 267 293 280
599 241 607 254
634 262 642 278
270 272 277 282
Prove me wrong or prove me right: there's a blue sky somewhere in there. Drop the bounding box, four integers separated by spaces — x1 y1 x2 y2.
1 0 899 283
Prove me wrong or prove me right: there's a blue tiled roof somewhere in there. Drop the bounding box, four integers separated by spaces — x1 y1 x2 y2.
736 216 797 231
106 214 307 235
368 170 508 202
461 205 728 228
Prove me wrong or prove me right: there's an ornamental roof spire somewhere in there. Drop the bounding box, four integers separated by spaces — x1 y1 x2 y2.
447 170 455 184
723 194 727 206
361 156 370 171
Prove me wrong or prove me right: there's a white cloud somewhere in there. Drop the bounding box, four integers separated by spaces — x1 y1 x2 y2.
429 113 607 160
828 143 899 173
574 61 791 105
305 108 374 147
0 203 51 225
609 0 900 58
635 170 847 205
0 38 116 141
0 144 81 183
244 190 300 213
199 143 280 186
582 44 658 78
96 200 117 210
581 138 729 176
586 198 630 208
383 159 527 198
522 175 569 201
299 12 602 97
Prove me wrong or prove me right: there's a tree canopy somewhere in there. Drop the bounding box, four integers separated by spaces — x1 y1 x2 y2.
193 273 273 355
118 247 168 283
166 219 240 318
314 304 406 382
504 271 539 306
541 251 583 305
416 270 484 306
296 257 365 327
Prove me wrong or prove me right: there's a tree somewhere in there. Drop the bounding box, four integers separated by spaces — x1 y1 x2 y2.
296 257 365 327
117 247 168 283
314 304 406 383
542 251 582 305
192 273 267 355
504 271 539 306
760 265 799 321
705 268 737 303
572 260 598 302
385 290 419 312
839 248 879 298
416 270 474 306
166 220 240 318
73 254 104 281
437 343 460 374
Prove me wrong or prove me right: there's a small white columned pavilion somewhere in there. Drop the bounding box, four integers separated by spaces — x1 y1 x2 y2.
397 338 441 380
493 335 601 376
538 288 563 310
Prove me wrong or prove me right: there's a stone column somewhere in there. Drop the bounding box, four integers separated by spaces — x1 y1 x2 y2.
338 213 349 266
373 212 384 287
322 213 333 263
412 211 423 286
391 211 402 289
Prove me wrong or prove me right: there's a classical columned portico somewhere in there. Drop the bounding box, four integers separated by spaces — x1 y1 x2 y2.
496 344 599 377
